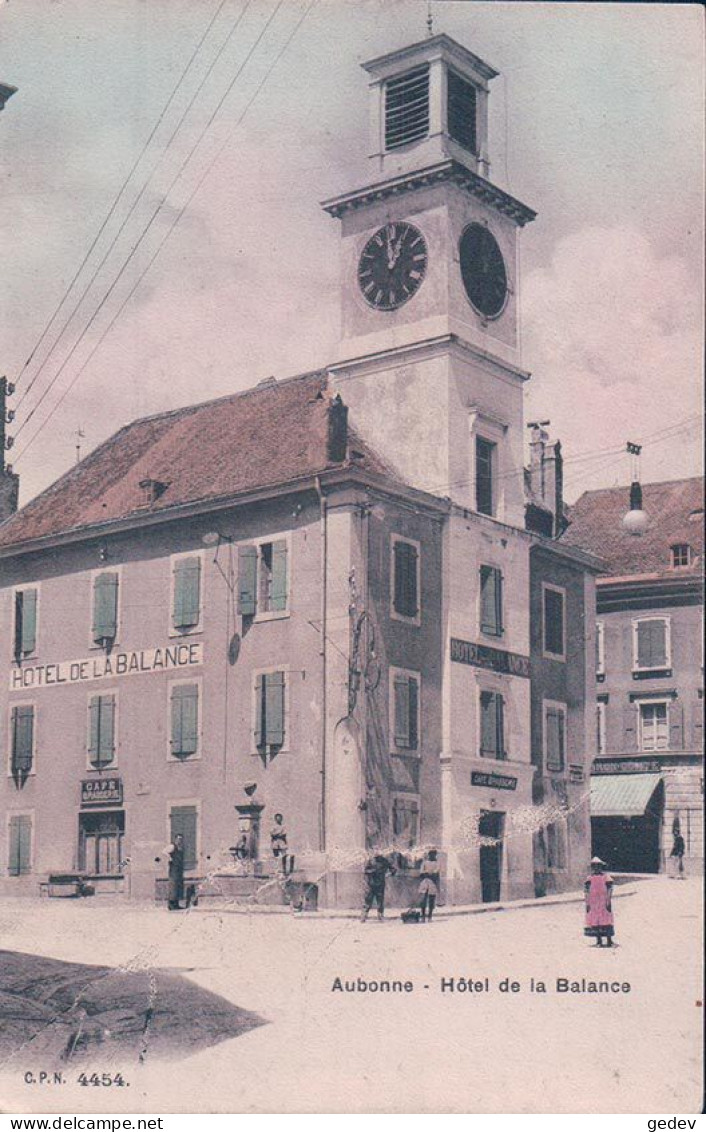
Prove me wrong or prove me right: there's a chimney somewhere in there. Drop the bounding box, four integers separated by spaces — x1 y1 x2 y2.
0 377 19 523
327 394 348 464
527 421 565 538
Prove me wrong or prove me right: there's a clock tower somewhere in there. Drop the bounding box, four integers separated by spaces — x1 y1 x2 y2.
323 34 536 524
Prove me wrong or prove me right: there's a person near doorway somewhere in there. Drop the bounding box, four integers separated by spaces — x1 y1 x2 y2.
166 834 185 911
584 856 615 947
418 848 440 922
668 831 686 879
270 812 294 875
360 853 396 921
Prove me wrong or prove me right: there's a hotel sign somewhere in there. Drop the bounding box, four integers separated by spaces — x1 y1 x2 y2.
10 642 203 691
593 759 661 776
450 637 530 679
81 777 123 806
471 770 518 791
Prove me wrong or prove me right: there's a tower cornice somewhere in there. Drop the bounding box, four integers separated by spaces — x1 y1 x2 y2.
321 160 536 227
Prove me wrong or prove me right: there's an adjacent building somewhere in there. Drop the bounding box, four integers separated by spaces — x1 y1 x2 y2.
563 476 704 874
0 33 601 906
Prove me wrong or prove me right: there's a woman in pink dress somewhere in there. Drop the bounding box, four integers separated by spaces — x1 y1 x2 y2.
584 856 615 947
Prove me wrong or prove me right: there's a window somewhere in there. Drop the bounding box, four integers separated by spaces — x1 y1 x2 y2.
10 705 34 781
596 702 606 755
543 585 565 659
88 694 116 768
169 805 198 871
596 621 605 678
384 65 430 151
544 701 566 772
392 796 420 850
8 814 32 876
172 555 202 632
92 571 119 646
13 588 38 660
633 618 670 672
639 701 668 751
546 822 567 869
238 539 288 618
475 437 495 516
169 683 200 760
447 69 477 153
480 565 503 637
480 690 505 760
254 671 286 756
390 668 420 752
671 544 691 569
391 537 420 623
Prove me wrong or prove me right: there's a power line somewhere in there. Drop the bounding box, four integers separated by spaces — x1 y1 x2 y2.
13 0 284 444
14 0 318 465
13 0 231 400
14 0 252 416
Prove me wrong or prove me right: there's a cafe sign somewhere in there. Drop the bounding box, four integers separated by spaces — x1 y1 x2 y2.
10 642 203 692
81 777 123 806
471 770 518 792
450 637 530 679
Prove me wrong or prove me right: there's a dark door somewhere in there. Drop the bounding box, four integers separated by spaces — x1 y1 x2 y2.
79 811 124 875
479 810 504 902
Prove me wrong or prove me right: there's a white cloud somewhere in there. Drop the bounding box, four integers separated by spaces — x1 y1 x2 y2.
522 226 703 500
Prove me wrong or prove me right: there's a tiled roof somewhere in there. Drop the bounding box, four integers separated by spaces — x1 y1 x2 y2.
0 372 395 550
561 476 704 579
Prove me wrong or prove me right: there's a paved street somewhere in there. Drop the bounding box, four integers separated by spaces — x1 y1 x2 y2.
0 876 701 1114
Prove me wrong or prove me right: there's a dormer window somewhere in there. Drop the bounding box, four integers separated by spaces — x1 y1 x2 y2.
671 543 691 569
384 65 430 151
447 69 477 154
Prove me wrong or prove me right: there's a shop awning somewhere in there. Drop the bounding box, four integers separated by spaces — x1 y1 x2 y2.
590 773 663 818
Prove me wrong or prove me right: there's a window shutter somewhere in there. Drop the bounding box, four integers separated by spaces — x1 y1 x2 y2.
480 691 496 757
668 702 683 751
92 573 118 643
394 673 411 747
171 684 198 758
169 806 197 870
238 545 257 616
637 620 666 668
385 65 430 151
173 557 201 630
408 677 419 750
11 706 34 774
394 541 418 618
15 589 37 657
270 540 288 612
9 815 31 876
254 674 265 748
99 695 116 764
623 705 638 751
496 694 505 760
265 671 285 748
480 566 502 635
88 696 100 761
692 702 704 752
546 708 563 770
544 590 564 655
447 69 477 153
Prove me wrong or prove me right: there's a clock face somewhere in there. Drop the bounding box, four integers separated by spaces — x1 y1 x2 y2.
459 223 508 319
357 222 428 311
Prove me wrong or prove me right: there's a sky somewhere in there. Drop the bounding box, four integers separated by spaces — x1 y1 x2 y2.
0 0 703 506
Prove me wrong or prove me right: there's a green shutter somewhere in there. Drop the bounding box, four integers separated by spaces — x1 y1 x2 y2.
11 706 34 774
15 589 37 657
270 540 288 612
480 566 502 636
638 620 666 668
546 708 564 770
171 684 198 758
496 694 505 759
255 675 265 748
394 673 411 746
170 806 197 870
480 691 497 757
89 695 116 767
408 676 419 750
394 541 418 618
238 545 257 616
265 671 285 748
9 815 31 876
92 573 118 643
173 557 201 630
544 590 564 655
